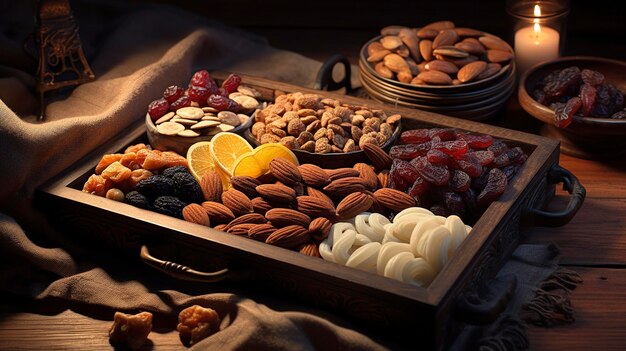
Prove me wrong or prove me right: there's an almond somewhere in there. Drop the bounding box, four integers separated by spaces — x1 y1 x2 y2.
353 163 379 191
367 49 392 63
265 208 312 228
438 55 479 68
269 158 302 185
478 35 510 51
486 49 513 63
362 143 393 171
200 171 222 202
398 28 421 63
417 70 452 85
265 225 310 249
248 223 277 241
256 183 297 204
432 29 458 49
373 188 416 212
383 53 410 73
454 40 486 56
298 164 330 187
298 241 321 257
306 186 335 208
416 27 439 40
323 177 367 198
377 170 390 188
201 201 235 224
213 224 227 232
227 223 256 236
224 213 267 230
230 176 261 198
432 46 469 58
325 168 360 181
425 60 458 75
454 27 484 37
336 192 374 219
419 39 433 61
457 60 488 83
367 41 385 56
309 217 333 241
380 35 403 50
397 71 412 83
182 203 210 226
250 196 273 215
222 189 253 216
375 62 394 79
296 196 335 218
423 20 455 31
477 63 502 80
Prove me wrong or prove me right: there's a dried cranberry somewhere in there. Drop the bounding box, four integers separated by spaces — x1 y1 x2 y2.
412 156 450 186
433 140 468 158
190 70 211 88
148 98 169 121
500 165 520 182
400 129 431 144
487 140 508 156
408 175 429 197
426 149 454 166
218 87 229 97
470 150 495 166
207 94 240 112
187 85 210 103
221 74 242 94
389 165 409 191
428 128 456 141
457 133 494 149
163 85 185 103
543 66 581 101
170 95 191 111
554 96 581 128
449 170 471 192
477 168 508 208
580 84 597 116
493 147 525 167
455 153 482 178
392 159 420 184
581 68 605 86
390 142 431 160
207 79 220 95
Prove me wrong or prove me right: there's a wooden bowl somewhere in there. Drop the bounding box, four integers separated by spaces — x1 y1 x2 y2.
245 120 402 169
519 56 626 159
145 112 254 156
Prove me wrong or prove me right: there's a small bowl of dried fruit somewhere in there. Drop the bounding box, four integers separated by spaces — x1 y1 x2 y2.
146 71 258 156
519 56 626 159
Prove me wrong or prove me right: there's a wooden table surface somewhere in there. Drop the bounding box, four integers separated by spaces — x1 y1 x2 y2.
1 21 625 351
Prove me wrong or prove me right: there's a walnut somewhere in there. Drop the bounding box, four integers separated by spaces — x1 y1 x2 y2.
351 114 365 126
343 139 359 152
331 145 343 153
269 127 287 138
385 114 401 125
255 109 269 123
320 111 334 127
177 305 221 346
333 106 353 120
280 136 300 150
295 95 322 110
355 109 374 118
313 127 327 141
315 138 331 154
332 134 347 149
351 126 363 142
362 125 375 135
299 115 318 125
306 120 321 133
108 311 153 350
297 108 317 117
287 118 306 136
301 140 316 152
251 122 266 137
375 132 388 146
296 131 313 145
359 134 378 149
364 117 381 132
264 114 281 125
327 116 343 125
326 128 335 141
372 109 387 118
321 98 340 107
328 124 345 137
380 122 393 139
283 111 299 121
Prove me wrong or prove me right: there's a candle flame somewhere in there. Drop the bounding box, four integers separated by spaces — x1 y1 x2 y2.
533 4 542 39
534 4 541 17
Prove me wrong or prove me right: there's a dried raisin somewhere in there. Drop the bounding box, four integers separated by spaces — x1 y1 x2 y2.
449 170 471 192
390 142 431 160
477 168 508 208
400 129 431 144
153 196 186 218
554 97 581 128
163 85 184 103
148 98 169 120
580 83 596 116
412 156 450 186
221 74 242 94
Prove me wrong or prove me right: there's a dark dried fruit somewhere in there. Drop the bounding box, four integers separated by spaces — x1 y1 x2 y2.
148 98 169 121
432 139 468 158
493 147 525 168
455 153 482 178
428 128 456 141
487 140 509 156
187 85 210 103
554 96 581 128
457 133 494 149
429 204 450 217
390 142 431 159
125 191 153 210
470 150 495 166
411 156 450 186
449 170 471 192
172 172 204 204
163 85 185 103
207 94 240 112
221 74 242 94
407 175 429 197
426 149 454 166
443 191 465 215
500 164 520 182
580 83 596 116
581 68 605 86
477 168 508 208
190 70 211 88
542 66 581 100
163 166 190 178
612 110 626 119
136 175 175 198
392 159 420 185
170 95 191 111
153 196 187 218
400 129 430 144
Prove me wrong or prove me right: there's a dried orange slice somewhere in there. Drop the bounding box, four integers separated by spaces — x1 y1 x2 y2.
208 132 253 178
232 143 299 178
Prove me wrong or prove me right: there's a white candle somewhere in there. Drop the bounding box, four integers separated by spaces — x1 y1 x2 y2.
514 5 560 74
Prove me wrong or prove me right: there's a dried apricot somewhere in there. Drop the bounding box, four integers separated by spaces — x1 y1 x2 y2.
177 305 221 346
95 154 123 174
101 161 132 184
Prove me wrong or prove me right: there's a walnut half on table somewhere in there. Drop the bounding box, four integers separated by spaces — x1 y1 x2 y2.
108 311 153 350
177 305 221 346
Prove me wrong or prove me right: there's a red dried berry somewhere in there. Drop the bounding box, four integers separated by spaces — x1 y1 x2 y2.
477 168 508 208
408 175 429 197
493 147 525 168
221 74 242 94
187 85 211 103
392 159 420 185
487 140 509 156
470 150 495 166
580 84 597 116
170 95 191 111
207 94 241 112
500 164 520 182
400 129 431 144
163 85 185 103
389 166 409 191
455 153 482 178
148 98 169 121
449 170 471 192
457 133 494 149
428 128 456 141
190 70 211 88
433 140 469 158
554 96 582 128
581 68 605 86
426 149 454 166
390 142 431 160
412 156 450 186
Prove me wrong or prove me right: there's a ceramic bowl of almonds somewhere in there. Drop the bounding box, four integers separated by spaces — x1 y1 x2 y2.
247 91 401 168
146 71 259 155
359 21 516 120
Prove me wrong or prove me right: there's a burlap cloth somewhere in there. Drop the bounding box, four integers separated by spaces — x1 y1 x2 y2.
0 2 579 350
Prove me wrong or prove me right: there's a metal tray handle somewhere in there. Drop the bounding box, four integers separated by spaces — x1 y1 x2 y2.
314 54 352 93
140 245 228 283
455 274 518 325
528 164 586 227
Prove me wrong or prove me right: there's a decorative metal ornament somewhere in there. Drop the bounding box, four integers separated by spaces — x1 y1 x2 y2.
34 0 95 120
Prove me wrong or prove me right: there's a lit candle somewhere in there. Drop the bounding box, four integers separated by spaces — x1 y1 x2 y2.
514 5 560 74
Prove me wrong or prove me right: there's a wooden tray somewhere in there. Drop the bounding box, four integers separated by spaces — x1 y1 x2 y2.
35 74 585 350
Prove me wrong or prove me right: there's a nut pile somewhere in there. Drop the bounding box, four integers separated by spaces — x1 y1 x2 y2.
252 92 400 153
366 21 514 85
152 106 252 138
183 154 417 256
